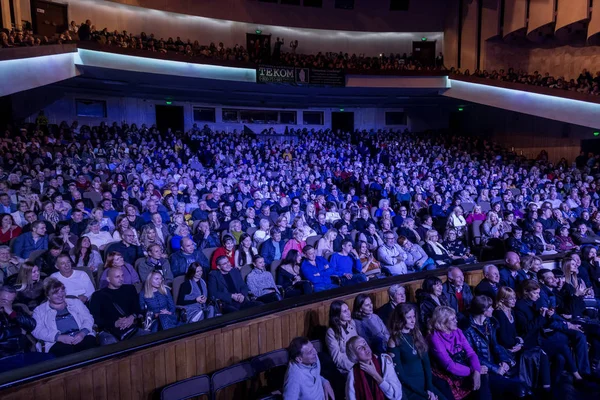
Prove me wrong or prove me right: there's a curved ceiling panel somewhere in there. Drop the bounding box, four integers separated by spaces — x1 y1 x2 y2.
526 0 556 42
502 0 528 39
555 0 589 39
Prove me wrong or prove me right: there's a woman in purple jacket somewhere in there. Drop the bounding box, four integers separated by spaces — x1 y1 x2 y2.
427 306 491 400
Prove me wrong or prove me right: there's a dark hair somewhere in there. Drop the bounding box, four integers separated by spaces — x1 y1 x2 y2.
536 268 553 282
215 255 229 268
470 295 493 315
221 234 235 246
520 279 541 296
388 303 428 356
328 300 348 340
281 249 300 267
302 245 314 255
185 262 203 280
288 336 311 361
0 285 17 295
582 246 596 261
49 237 65 251
340 238 352 247
236 233 257 266
422 276 442 294
352 293 371 319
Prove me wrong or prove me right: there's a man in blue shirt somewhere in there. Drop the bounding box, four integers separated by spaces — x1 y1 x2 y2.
13 221 48 260
300 246 338 292
328 239 367 286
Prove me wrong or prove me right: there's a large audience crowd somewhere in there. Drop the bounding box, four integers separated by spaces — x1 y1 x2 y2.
0 115 599 399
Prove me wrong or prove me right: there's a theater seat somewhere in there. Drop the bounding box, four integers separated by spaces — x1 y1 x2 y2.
160 374 211 400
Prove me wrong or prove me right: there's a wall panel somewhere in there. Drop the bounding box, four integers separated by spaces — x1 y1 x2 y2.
502 0 528 37
480 0 501 70
587 2 600 44
527 0 556 39
460 0 479 72
556 0 589 34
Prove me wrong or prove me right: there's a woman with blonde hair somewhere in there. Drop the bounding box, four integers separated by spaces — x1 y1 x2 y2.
292 216 317 241
139 271 179 331
446 206 467 238
316 228 337 259
15 262 45 311
427 306 489 400
139 224 164 255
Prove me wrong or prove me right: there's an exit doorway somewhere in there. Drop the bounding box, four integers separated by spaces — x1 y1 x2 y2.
331 112 354 134
155 105 184 133
412 41 436 67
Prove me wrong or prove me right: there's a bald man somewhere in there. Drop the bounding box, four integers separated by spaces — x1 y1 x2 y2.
90 267 146 345
499 251 528 291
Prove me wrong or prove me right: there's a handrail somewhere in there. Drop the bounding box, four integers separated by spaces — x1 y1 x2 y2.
0 252 565 390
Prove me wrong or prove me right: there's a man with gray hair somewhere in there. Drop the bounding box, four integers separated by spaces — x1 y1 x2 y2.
376 284 407 326
475 264 501 301
442 266 473 326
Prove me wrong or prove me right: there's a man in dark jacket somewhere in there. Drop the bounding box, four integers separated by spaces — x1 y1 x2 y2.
499 251 528 291
90 267 148 345
442 267 473 327
260 228 285 266
0 285 53 372
169 237 209 278
105 229 144 265
475 264 501 301
208 255 262 314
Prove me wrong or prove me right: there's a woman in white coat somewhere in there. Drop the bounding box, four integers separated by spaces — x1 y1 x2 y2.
345 336 403 400
32 278 97 357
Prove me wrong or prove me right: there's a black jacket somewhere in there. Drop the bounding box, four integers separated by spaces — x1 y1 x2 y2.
375 301 395 327
474 279 499 302
442 281 474 314
0 309 36 358
416 290 449 330
89 285 141 337
207 268 249 305
514 298 547 349
464 316 513 375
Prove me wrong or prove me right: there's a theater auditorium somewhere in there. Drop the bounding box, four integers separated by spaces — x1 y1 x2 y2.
1 0 600 399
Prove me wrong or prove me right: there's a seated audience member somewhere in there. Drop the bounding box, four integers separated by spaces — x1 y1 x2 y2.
282 228 307 258
423 230 454 267
99 251 141 290
474 264 501 301
505 227 534 256
358 223 384 252
169 224 192 253
493 287 550 392
329 239 368 286
356 240 382 278
520 255 543 281
32 278 97 357
376 284 406 327
579 246 600 295
139 271 180 332
442 229 476 264
416 276 449 332
442 267 473 325
246 255 281 303
0 245 20 284
499 252 527 291
572 222 600 245
194 220 220 249
13 220 48 260
252 218 271 248
555 225 579 252
105 228 144 266
15 263 45 311
345 335 403 400
211 235 236 270
235 233 258 270
0 213 21 245
260 227 285 266
138 243 173 284
35 237 65 275
82 220 114 250
326 300 358 374
176 263 215 322
90 266 146 345
398 218 422 244
464 295 526 397
50 254 95 303
0 285 54 372
514 279 587 384
427 306 490 400
169 237 209 278
208 255 263 314
560 257 596 318
536 268 600 375
71 236 103 273
300 245 339 292
352 294 389 354
377 232 408 275
388 303 450 400
398 236 434 272
523 222 557 256
283 336 335 399
316 228 337 259
332 222 354 252
276 250 313 298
